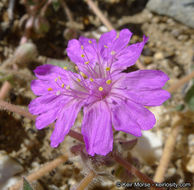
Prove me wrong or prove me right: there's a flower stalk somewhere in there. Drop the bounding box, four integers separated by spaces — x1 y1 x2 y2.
0 100 36 120
112 152 165 190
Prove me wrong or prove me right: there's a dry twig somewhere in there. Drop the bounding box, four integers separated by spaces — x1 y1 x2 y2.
153 114 182 182
167 70 194 93
9 155 68 190
85 0 114 30
60 0 74 24
0 81 11 100
76 170 96 190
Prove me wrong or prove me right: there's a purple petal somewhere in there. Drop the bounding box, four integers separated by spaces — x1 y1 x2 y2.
81 101 113 156
34 64 67 80
31 79 57 96
125 89 171 106
50 100 83 148
98 30 117 55
111 70 170 106
112 29 132 52
108 97 142 136
35 107 60 129
119 70 170 90
123 100 156 130
29 94 61 115
108 96 156 133
111 35 148 73
66 38 97 76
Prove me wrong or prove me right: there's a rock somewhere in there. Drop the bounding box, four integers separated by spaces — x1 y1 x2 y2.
131 131 163 164
147 0 194 29
154 52 164 60
0 151 23 189
142 48 154 56
0 177 19 190
177 34 189 41
171 29 181 38
14 42 38 66
0 151 23 184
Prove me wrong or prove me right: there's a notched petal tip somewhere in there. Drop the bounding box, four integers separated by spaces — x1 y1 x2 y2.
33 64 52 75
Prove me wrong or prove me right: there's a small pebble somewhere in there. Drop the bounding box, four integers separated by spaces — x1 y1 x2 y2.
0 151 23 184
154 52 164 60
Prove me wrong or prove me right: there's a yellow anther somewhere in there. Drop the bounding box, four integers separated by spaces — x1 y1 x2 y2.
88 40 92 44
48 87 53 91
80 72 87 78
111 51 116 55
98 86 103 91
58 76 61 79
55 78 58 82
61 83 64 88
106 79 112 85
84 61 89 64
77 78 81 82
104 45 108 48
63 66 67 70
81 54 85 58
106 67 110 71
66 85 70 90
81 45 84 50
90 78 94 82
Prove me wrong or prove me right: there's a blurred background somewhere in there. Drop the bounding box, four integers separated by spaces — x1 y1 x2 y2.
0 0 194 189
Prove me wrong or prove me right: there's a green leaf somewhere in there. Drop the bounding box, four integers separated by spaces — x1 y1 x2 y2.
175 104 185 111
23 178 34 190
52 0 60 12
184 84 194 111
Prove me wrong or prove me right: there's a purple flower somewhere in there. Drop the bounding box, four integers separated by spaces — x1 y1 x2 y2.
29 29 170 156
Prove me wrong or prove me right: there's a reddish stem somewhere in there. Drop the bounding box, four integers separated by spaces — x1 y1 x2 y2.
112 152 165 190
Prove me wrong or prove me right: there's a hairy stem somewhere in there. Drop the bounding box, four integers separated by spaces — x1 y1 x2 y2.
0 100 36 120
0 81 11 100
112 153 164 190
76 170 96 190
